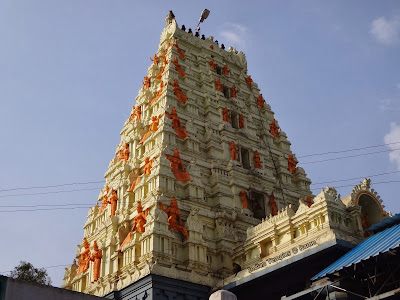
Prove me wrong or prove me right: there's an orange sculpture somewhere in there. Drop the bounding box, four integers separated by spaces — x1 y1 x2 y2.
156 60 168 80
144 157 155 175
140 115 161 144
269 193 278 216
245 75 253 87
361 213 372 237
165 149 191 182
222 107 230 122
142 76 150 91
165 107 189 139
99 185 110 213
90 241 102 282
306 196 312 208
256 94 265 109
287 154 298 174
223 64 230 76
123 143 130 162
254 151 262 169
239 114 245 128
118 201 150 251
150 54 159 65
210 45 214 50
169 80 188 103
128 175 140 193
215 79 222 92
129 106 136 122
239 190 249 209
108 189 118 217
76 238 90 275
231 85 238 98
209 59 216 70
159 197 189 239
230 141 238 161
173 42 186 58
172 57 186 77
150 81 164 106
269 119 280 140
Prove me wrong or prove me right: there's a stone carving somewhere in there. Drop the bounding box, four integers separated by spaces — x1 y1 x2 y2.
239 190 249 209
165 107 189 139
222 107 230 122
231 85 238 98
172 57 186 77
150 54 159 65
165 10 175 25
215 79 222 92
118 143 130 163
144 157 155 175
76 238 91 275
90 241 102 282
135 106 141 121
254 151 262 169
173 42 186 58
165 149 191 182
223 64 230 76
150 81 164 105
361 213 372 237
245 75 253 87
169 80 188 103
239 114 245 128
269 119 280 140
209 59 216 70
140 115 161 144
142 76 150 90
118 222 130 246
159 197 189 238
108 189 118 217
129 106 136 122
128 170 141 193
156 60 168 80
287 155 297 174
269 193 278 216
306 196 313 208
185 208 204 234
256 94 265 109
229 141 239 161
99 185 110 213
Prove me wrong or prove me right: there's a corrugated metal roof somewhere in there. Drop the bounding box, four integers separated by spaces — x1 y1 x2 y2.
367 214 400 232
311 223 400 281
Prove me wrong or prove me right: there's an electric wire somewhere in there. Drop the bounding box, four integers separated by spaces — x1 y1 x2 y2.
0 264 71 275
0 206 93 213
0 187 103 198
310 170 400 186
310 180 400 190
0 181 105 193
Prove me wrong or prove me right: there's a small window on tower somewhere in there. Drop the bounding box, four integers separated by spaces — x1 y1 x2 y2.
223 86 230 99
250 191 266 220
216 65 222 75
231 112 239 129
241 147 250 169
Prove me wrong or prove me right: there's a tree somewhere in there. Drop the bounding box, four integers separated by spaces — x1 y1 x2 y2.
10 261 52 285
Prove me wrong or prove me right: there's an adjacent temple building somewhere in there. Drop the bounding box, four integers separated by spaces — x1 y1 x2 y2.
62 13 389 300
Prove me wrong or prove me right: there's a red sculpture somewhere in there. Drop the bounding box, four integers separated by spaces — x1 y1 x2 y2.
239 114 245 128
90 241 102 282
239 190 249 209
209 59 216 70
165 149 191 182
269 119 280 140
245 75 253 87
173 42 186 58
165 107 189 139
231 85 238 98
118 143 129 163
215 79 222 92
128 175 140 193
142 76 150 91
76 238 90 275
140 115 161 144
222 107 230 122
108 189 118 217
210 45 214 50
99 185 110 213
306 196 312 208
229 141 239 161
150 81 164 105
169 80 188 103
159 197 189 239
223 64 230 76
254 151 262 169
269 193 278 216
256 94 265 109
150 54 159 65
287 155 298 174
129 106 136 122
144 157 155 175
172 57 186 77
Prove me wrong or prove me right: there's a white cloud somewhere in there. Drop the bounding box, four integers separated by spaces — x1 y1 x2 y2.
219 23 247 48
384 122 400 170
370 16 400 46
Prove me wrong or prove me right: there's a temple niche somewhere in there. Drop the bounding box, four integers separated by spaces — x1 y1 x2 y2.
61 13 390 299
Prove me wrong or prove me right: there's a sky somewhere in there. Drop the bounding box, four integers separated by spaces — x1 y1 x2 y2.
0 0 399 287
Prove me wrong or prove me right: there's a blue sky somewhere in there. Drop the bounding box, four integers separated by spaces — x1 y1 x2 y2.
0 1 399 286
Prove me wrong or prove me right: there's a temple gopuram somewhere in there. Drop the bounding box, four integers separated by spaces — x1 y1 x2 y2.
61 12 390 300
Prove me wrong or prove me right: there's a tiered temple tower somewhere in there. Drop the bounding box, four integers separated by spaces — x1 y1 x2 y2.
62 14 388 299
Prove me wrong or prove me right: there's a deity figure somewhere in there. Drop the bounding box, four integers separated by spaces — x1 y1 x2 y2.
165 149 191 182
144 157 155 175
209 59 216 70
254 151 262 169
165 107 189 139
269 119 280 140
90 241 102 282
129 106 136 122
229 141 238 161
245 75 253 87
123 143 130 163
231 85 238 98
140 115 161 144
256 94 265 109
239 114 245 128
361 213 372 237
99 185 110 213
269 193 278 216
306 196 312 208
210 45 214 50
287 154 298 174
76 238 90 275
172 57 186 77
128 173 140 193
173 42 186 58
142 76 150 91
169 80 188 103
156 60 168 80
118 201 150 251
215 79 222 92
150 54 159 65
222 107 230 122
159 197 189 239
239 190 249 209
150 81 164 105
108 189 118 217
223 64 230 76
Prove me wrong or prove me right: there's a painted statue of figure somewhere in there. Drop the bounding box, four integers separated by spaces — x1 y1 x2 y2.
209 59 216 70
361 213 372 237
269 119 280 140
165 107 189 139
150 54 159 65
229 141 238 161
256 94 265 109
245 75 253 87
306 196 312 208
215 79 222 92
159 197 189 239
165 149 191 182
254 150 262 169
239 114 245 128
223 64 230 76
239 190 249 209
269 193 278 216
129 106 136 122
128 171 140 193
140 115 161 144
144 157 155 175
76 238 90 275
135 106 141 121
172 57 186 77
118 201 150 251
222 107 230 122
123 143 130 163
99 185 110 213
108 189 118 217
173 42 186 58
169 80 188 103
142 76 150 90
287 154 298 174
150 81 164 105
231 85 238 98
156 60 168 80
90 241 102 282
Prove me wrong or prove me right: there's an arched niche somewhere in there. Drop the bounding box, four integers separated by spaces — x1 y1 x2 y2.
355 191 386 227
